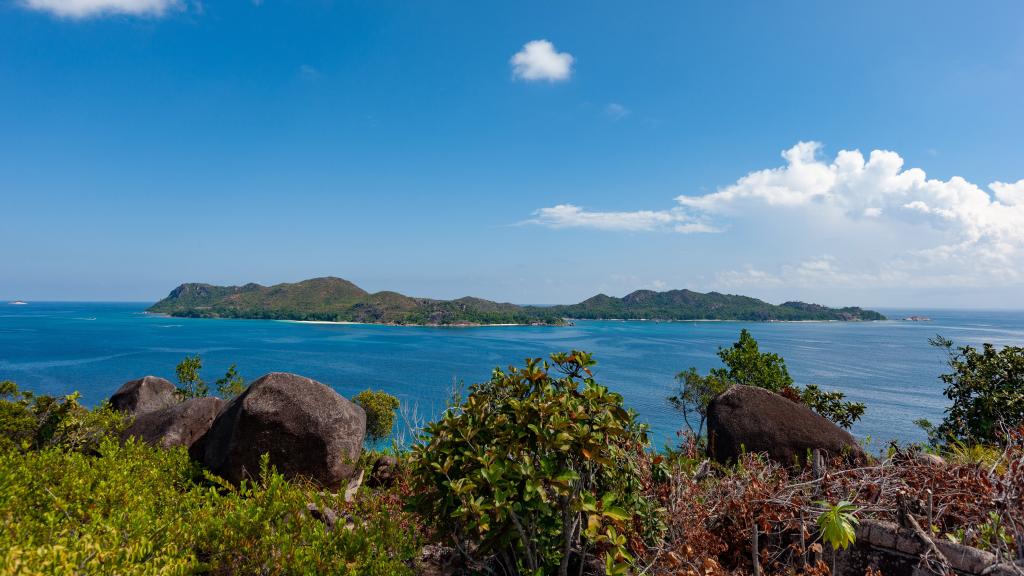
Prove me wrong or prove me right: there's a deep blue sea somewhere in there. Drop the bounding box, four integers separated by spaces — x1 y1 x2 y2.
2 302 1023 447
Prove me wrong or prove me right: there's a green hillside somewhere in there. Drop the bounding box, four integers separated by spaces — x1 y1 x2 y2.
147 277 886 325
546 289 886 321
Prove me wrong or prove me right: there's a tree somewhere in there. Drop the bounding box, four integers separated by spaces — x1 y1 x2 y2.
353 389 400 443
713 329 793 391
215 364 246 399
175 355 207 399
926 335 1024 446
670 330 865 436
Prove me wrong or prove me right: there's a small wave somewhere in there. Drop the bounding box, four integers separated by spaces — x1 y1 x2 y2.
158 324 183 328
73 317 97 321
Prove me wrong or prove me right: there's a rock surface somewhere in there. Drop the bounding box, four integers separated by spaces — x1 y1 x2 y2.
109 376 178 415
191 372 366 489
122 396 224 449
706 384 864 466
367 455 398 488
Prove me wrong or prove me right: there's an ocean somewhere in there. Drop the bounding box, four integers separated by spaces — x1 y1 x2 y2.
2 302 1022 447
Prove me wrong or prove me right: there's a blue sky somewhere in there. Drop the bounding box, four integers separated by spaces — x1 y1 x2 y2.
2 1 1023 307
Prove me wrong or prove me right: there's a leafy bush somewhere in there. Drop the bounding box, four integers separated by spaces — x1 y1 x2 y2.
0 380 128 453
670 330 865 435
0 439 422 575
927 335 1024 446
409 352 660 576
353 389 400 443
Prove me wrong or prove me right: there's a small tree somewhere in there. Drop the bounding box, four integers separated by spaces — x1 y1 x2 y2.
175 355 208 399
215 364 246 399
670 330 865 437
353 389 400 443
927 335 1024 446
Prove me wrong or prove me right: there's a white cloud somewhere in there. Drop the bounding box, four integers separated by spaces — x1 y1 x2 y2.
528 142 1024 292
605 103 630 120
676 142 1024 263
991 179 1024 206
510 40 574 82
527 203 717 233
21 0 182 18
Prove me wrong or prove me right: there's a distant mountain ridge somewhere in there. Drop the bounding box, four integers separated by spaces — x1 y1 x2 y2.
147 277 886 325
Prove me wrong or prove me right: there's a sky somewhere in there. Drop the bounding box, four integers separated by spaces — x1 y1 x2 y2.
2 1 1023 308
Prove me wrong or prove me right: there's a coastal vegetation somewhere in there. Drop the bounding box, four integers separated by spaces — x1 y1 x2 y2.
147 276 886 325
1 337 1021 575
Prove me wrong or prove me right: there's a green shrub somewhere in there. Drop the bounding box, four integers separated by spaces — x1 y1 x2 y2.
0 380 128 453
0 439 420 575
353 389 400 443
409 351 660 576
928 335 1024 446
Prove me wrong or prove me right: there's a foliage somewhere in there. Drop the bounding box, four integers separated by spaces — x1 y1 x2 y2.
0 439 422 575
670 330 866 436
354 389 401 443
928 335 1024 446
175 354 208 399
409 352 660 576
215 364 247 399
0 380 128 453
667 368 729 438
799 385 866 429
815 500 859 551
713 329 795 392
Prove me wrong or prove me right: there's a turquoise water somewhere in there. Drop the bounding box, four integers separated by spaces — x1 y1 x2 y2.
2 302 1022 446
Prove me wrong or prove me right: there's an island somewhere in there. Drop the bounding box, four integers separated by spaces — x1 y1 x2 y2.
147 277 886 325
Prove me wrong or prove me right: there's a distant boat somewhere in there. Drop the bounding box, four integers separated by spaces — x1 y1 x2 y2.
9 301 28 305
902 315 931 322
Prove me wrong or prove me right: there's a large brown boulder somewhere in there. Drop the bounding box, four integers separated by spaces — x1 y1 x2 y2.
706 384 864 466
191 372 366 489
122 396 224 449
109 376 178 415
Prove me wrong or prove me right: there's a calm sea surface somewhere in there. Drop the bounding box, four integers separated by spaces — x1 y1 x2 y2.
2 302 1022 446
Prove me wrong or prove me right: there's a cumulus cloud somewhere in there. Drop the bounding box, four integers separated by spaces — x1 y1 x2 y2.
527 203 717 233
510 40 574 82
21 0 182 18
528 142 1024 291
676 142 1024 261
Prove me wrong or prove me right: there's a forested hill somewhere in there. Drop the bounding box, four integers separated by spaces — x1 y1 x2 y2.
147 277 886 325
547 289 886 321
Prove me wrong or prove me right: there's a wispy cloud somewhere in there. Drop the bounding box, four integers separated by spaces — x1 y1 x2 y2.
526 203 718 234
299 64 322 81
604 103 630 121
510 40 574 82
21 0 182 18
